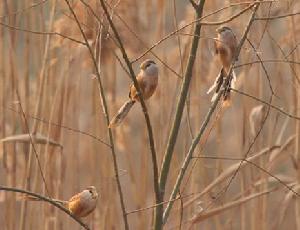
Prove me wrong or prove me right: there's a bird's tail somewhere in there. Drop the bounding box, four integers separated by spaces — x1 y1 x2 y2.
109 100 135 128
222 70 237 106
207 69 224 102
207 69 237 105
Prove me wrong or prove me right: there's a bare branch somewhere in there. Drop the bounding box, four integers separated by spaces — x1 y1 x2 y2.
133 2 256 62
0 0 49 19
255 12 300 21
14 96 49 195
210 95 272 210
231 88 300 120
159 0 206 225
0 21 86 45
162 2 261 224
98 3 161 229
63 0 129 229
126 140 299 216
190 188 277 225
5 106 111 147
246 38 275 95
103 1 182 79
0 186 90 229
193 154 300 197
235 59 300 68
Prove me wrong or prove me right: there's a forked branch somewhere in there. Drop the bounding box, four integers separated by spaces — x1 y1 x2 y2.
157 0 206 227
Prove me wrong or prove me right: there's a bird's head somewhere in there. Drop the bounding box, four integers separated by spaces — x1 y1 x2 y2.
140 59 158 76
216 26 233 34
86 186 99 200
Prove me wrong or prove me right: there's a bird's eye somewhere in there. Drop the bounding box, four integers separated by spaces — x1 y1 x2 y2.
145 63 151 68
89 190 93 194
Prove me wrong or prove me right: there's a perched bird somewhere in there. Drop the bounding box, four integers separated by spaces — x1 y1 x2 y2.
109 59 158 128
22 186 98 218
207 26 238 105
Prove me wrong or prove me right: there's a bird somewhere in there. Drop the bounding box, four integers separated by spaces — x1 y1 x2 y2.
22 186 99 218
207 26 238 106
109 59 158 128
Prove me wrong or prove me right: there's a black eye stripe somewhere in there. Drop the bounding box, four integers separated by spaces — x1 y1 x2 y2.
145 61 155 68
217 26 232 33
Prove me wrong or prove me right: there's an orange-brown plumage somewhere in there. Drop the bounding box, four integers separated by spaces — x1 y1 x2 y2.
215 26 238 73
207 26 238 104
66 186 98 218
129 72 158 101
22 186 98 218
109 59 158 128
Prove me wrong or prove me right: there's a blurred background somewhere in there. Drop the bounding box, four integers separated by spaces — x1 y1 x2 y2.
0 0 300 229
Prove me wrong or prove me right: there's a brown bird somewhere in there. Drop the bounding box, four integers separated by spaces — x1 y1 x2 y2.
207 26 238 105
23 186 98 218
109 59 158 128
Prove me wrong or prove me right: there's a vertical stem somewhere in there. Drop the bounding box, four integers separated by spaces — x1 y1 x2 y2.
63 0 130 229
162 3 260 224
156 1 206 228
291 13 300 230
296 78 300 230
98 0 164 229
19 1 56 228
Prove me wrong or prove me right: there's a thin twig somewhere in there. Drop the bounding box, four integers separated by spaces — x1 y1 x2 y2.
18 1 57 227
162 87 222 223
0 186 90 229
235 59 300 68
103 0 182 79
63 0 129 229
162 2 260 224
5 106 111 147
0 21 86 45
98 2 161 230
189 188 277 226
14 96 49 195
125 141 299 216
267 30 300 85
172 0 194 138
209 95 272 211
0 0 48 19
178 190 184 230
230 88 300 120
246 38 275 95
255 12 300 20
199 2 269 215
192 155 300 197
133 2 256 62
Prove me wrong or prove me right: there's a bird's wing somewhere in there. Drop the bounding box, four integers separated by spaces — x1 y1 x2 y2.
214 38 218 55
129 74 146 101
69 193 81 203
230 34 238 61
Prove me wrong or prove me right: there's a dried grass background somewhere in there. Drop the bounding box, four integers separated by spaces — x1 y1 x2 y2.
0 0 300 229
